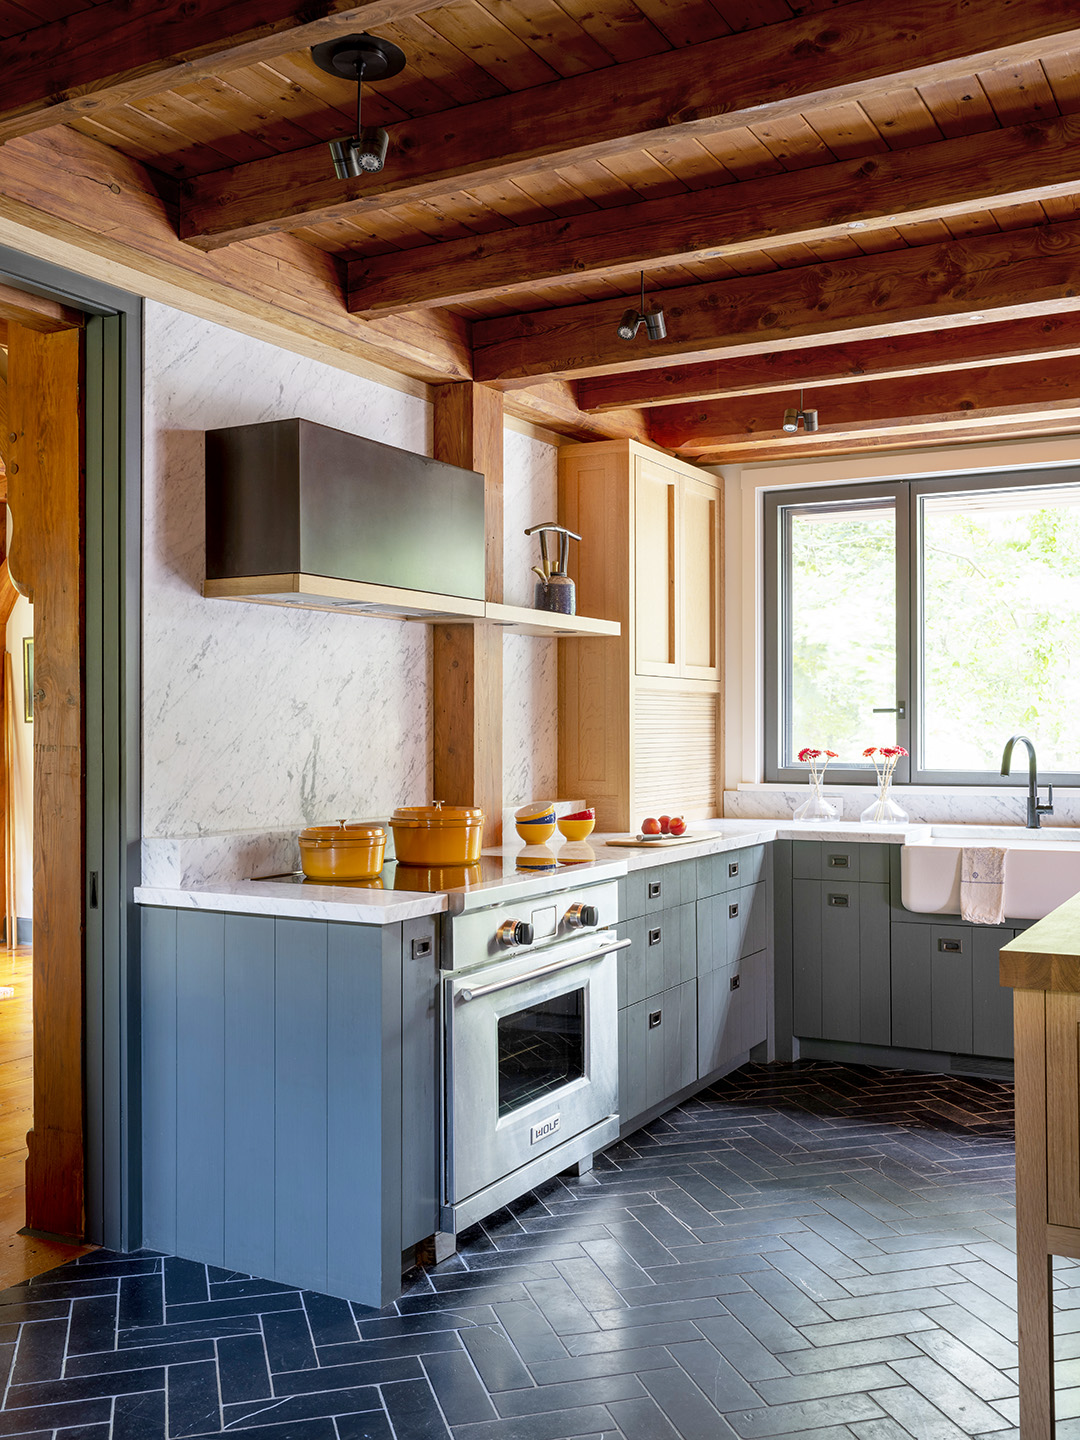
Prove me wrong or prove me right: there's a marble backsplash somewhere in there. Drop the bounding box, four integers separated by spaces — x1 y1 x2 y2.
142 303 559 858
725 785 1080 826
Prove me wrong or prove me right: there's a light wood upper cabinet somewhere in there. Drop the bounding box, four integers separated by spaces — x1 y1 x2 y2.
634 457 677 675
557 440 723 834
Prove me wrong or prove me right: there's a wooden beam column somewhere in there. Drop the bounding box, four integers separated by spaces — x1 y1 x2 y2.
432 384 504 846
6 321 85 1240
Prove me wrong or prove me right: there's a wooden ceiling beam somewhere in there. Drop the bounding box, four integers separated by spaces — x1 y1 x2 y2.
178 0 1080 250
0 0 437 144
349 113 1080 318
649 355 1080 454
472 216 1080 385
688 417 1080 465
578 313 1080 412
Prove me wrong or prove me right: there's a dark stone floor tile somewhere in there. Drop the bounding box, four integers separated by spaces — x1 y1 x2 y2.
380 1376 451 1439
315 1329 464 1369
118 1272 164 1330
273 1355 422 1394
0 1398 113 1437
224 1383 381 1427
422 1349 498 1424
453 1403 615 1440
217 1331 272 1403
494 1371 645 1417
112 1387 166 1440
166 1358 221 1438
605 1394 682 1439
334 1412 395 1440
460 1323 534 1392
639 1364 741 1439
263 1307 317 1373
10 1318 67 1384
64 1339 215 1377
491 1299 568 1364
163 1257 209 1307
66 1295 119 1356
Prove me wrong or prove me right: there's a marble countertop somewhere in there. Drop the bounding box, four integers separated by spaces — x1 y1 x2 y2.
134 819 929 923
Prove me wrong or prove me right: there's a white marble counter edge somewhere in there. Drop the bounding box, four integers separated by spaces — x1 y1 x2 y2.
134 881 448 925
591 820 929 869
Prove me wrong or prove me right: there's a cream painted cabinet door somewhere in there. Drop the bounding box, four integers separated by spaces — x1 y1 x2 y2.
634 455 678 677
680 474 721 681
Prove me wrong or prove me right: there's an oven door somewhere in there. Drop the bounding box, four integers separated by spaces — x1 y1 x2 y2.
445 932 626 1210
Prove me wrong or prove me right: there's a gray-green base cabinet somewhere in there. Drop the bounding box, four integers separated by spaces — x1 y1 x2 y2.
781 839 1022 1066
141 906 440 1309
616 847 769 1133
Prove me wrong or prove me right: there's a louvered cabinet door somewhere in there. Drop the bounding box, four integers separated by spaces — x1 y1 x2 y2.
632 685 719 822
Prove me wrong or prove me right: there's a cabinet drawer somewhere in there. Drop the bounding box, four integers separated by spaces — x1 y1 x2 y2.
696 882 766 976
891 921 973 1054
698 948 766 1079
696 844 765 899
793 841 890 884
620 904 695 1007
621 980 697 1126
622 860 695 920
792 879 889 1046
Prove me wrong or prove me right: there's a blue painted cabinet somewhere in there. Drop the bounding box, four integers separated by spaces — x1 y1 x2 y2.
141 907 440 1308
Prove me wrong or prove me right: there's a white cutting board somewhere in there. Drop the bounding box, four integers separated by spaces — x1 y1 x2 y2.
604 832 704 849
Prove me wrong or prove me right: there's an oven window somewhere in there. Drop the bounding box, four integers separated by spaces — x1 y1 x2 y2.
497 989 585 1116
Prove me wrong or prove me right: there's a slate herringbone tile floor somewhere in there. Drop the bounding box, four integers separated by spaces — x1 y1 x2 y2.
2 1059 1074 1440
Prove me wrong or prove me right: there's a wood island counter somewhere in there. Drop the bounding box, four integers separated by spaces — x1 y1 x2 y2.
1001 893 1080 1440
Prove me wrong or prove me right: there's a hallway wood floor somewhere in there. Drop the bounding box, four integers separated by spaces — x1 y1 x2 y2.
0 945 92 1289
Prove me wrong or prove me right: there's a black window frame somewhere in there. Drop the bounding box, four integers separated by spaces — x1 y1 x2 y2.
764 465 1080 787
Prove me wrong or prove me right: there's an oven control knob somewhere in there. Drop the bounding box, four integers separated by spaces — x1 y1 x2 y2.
496 919 534 948
566 903 600 928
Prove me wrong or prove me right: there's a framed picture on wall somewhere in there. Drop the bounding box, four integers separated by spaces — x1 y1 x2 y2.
23 637 33 724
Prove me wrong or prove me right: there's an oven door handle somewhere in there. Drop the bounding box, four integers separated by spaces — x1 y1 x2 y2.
457 937 631 1002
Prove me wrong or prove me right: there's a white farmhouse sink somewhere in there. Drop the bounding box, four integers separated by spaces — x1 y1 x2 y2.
901 825 1080 920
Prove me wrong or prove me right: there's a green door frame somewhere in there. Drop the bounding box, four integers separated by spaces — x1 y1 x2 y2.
0 245 142 1251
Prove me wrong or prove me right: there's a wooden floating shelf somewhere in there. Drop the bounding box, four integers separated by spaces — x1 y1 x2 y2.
484 601 620 637
203 575 620 638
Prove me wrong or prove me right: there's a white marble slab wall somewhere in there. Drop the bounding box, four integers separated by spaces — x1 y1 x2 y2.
142 304 560 865
725 786 1080 826
502 427 558 808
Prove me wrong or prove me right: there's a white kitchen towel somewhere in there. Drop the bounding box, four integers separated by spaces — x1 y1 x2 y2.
960 847 1007 925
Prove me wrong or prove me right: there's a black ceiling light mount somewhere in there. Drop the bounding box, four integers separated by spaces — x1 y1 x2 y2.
782 388 819 433
311 32 406 179
617 271 667 341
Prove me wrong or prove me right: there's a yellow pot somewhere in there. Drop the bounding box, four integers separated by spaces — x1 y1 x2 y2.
390 804 484 866
299 822 386 881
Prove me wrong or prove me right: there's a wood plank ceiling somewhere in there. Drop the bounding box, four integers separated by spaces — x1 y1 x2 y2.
5 0 1080 459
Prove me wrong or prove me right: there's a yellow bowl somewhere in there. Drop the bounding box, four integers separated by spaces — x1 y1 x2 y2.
516 817 556 844
557 815 595 842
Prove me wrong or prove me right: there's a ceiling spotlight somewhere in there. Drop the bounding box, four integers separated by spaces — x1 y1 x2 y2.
782 389 820 434
618 308 642 340
312 32 406 179
617 271 666 341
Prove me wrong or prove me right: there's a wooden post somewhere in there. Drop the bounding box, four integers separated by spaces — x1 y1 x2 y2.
1014 986 1054 1440
6 322 85 1240
432 383 503 846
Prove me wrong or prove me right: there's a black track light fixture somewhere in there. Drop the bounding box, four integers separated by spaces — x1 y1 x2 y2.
312 32 406 179
617 272 666 341
783 389 819 434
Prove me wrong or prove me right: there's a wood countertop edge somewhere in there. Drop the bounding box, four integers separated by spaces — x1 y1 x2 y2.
1000 891 1080 992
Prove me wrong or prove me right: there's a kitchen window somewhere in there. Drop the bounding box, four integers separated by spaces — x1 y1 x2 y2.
764 468 1080 785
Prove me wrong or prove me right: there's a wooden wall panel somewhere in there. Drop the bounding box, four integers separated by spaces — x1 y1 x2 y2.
6 322 85 1240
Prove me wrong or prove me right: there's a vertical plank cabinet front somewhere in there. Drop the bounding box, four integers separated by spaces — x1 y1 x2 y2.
972 928 1016 1059
175 910 226 1267
1045 990 1080 1230
859 883 892 1047
274 918 330 1294
819 882 861 1044
680 474 721 681
634 455 678 676
622 999 648 1123
141 908 178 1255
698 964 741 1076
400 916 439 1253
791 877 823 1039
930 925 973 1055
223 913 276 1281
891 923 932 1051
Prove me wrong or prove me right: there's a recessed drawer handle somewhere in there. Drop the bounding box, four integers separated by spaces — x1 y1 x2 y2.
827 894 849 907
648 1009 662 1028
828 855 850 868
728 903 739 919
730 975 740 991
411 936 433 959
648 927 662 946
647 881 662 900
938 938 963 953
728 861 740 878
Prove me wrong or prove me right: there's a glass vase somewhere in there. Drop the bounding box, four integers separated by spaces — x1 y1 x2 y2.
793 778 838 822
860 782 908 824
